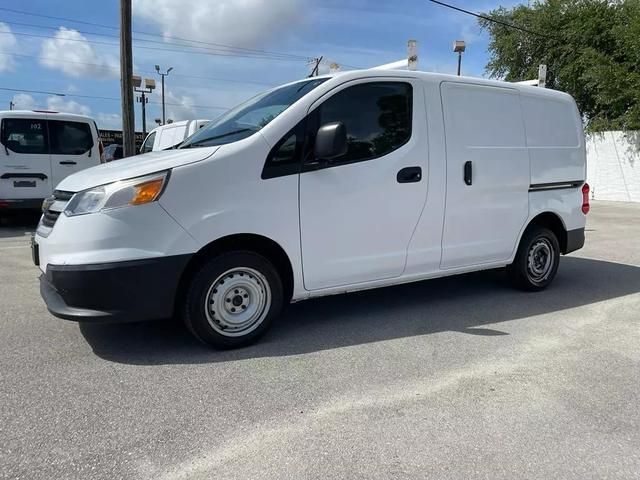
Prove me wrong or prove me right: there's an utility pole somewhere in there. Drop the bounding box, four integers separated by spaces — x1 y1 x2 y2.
9 101 14 110
120 0 136 157
155 65 173 125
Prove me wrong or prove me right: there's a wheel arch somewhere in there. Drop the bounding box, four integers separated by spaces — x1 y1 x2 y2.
523 211 568 254
175 233 294 316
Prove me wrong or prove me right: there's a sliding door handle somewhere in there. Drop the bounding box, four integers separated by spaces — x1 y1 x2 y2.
59 161 77 165
464 161 472 185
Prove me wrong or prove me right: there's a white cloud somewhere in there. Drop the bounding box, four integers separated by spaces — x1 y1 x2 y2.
11 93 37 110
0 23 18 72
11 93 91 116
163 89 197 122
133 0 304 48
96 113 122 130
46 96 91 116
39 27 119 78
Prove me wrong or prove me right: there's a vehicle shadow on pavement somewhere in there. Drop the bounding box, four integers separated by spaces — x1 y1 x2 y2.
0 212 40 238
79 256 640 365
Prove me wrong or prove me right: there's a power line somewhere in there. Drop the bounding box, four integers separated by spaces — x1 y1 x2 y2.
426 0 561 41
2 20 309 61
0 6 312 61
0 30 309 63
0 52 277 87
0 87 231 111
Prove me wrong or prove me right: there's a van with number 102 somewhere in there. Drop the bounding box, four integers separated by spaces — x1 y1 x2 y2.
0 110 101 212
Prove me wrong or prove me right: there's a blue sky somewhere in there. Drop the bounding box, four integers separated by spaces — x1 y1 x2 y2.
0 0 523 131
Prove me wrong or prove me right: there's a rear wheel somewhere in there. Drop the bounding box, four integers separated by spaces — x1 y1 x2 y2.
182 251 283 349
507 227 560 291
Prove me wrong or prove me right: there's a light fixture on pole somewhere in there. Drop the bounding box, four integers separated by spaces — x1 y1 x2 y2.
155 65 173 125
453 40 466 76
132 75 156 136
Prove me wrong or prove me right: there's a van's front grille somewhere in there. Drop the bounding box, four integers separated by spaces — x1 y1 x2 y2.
41 190 74 228
41 209 61 228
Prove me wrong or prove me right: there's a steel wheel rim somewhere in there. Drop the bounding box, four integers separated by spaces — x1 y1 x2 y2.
204 267 271 337
527 238 554 283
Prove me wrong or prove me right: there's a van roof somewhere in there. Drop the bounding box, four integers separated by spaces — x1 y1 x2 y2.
288 69 573 102
0 110 96 122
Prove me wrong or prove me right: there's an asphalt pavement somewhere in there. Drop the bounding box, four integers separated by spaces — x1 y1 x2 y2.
1 201 639 479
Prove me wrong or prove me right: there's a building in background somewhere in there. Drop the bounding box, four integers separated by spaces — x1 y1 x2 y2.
99 129 146 152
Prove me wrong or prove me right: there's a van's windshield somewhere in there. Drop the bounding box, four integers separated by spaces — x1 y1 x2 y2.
179 78 328 149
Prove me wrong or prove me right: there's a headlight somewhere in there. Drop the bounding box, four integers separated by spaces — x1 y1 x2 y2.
64 171 169 217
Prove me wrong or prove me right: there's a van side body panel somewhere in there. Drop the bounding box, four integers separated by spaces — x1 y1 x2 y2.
158 134 307 300
521 90 586 186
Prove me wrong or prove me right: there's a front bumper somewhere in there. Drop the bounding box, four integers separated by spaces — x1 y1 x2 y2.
40 254 192 323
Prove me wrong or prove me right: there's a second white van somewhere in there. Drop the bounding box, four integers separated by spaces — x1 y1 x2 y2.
139 119 210 153
33 70 589 349
0 110 101 211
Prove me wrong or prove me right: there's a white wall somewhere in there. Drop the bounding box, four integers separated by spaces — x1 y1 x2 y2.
586 131 640 202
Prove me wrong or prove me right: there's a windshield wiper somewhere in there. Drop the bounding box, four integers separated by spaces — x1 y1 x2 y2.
181 128 254 148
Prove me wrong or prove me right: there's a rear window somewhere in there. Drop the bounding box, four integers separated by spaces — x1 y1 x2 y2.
1 118 48 154
49 120 94 155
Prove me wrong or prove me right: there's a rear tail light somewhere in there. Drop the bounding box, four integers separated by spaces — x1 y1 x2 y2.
581 182 590 214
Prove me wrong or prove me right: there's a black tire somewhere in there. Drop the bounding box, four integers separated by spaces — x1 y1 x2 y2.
507 226 560 291
182 251 283 349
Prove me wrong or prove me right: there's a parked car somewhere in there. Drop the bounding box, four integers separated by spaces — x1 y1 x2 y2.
34 70 588 349
140 119 210 152
103 143 124 162
0 110 101 211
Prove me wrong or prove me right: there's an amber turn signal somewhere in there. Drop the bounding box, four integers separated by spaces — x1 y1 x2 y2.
131 178 165 205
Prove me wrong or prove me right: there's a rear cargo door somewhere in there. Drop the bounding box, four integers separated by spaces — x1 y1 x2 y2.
0 116 52 202
440 82 529 269
49 119 99 189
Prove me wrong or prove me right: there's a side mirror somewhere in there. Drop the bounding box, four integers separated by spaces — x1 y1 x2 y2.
314 122 347 161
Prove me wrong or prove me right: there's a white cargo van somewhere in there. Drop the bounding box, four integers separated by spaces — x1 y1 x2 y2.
139 119 209 153
0 110 101 211
33 71 589 349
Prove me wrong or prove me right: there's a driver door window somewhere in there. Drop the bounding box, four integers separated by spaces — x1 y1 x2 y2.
310 82 412 166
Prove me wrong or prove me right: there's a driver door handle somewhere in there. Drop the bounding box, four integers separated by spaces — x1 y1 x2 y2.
397 166 422 183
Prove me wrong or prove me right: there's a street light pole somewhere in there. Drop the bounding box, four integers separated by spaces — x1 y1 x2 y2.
155 65 173 125
453 40 466 76
133 76 156 136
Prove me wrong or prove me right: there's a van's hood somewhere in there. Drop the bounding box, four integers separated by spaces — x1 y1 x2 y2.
56 147 219 192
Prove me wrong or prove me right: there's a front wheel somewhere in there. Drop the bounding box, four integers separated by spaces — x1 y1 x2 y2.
507 227 560 291
182 251 284 349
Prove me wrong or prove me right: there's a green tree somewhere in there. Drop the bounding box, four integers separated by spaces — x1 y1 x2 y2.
480 0 640 132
